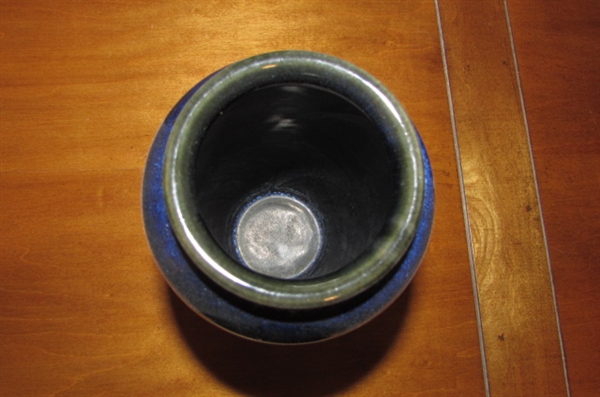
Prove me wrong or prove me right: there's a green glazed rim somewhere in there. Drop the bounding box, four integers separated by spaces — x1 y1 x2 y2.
163 51 424 310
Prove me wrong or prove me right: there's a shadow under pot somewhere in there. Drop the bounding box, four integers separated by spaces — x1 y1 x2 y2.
142 51 435 344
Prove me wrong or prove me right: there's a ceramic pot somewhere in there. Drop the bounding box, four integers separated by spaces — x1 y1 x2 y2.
142 51 434 344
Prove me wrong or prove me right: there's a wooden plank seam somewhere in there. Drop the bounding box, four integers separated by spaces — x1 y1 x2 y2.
434 1 491 396
435 0 571 395
502 0 571 394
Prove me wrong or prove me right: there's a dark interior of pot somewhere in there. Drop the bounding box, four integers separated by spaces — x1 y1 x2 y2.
192 83 397 280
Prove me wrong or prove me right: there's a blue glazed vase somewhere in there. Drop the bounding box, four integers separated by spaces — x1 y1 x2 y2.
142 51 434 344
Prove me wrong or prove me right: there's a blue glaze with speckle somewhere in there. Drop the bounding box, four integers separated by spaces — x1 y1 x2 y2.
142 59 435 344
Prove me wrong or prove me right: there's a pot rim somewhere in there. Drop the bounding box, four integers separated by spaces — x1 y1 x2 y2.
163 50 424 310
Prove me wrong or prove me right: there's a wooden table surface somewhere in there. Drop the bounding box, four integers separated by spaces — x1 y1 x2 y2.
1 1 598 396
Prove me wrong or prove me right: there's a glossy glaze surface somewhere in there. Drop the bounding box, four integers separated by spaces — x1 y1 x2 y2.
142 81 435 341
161 52 426 310
194 83 396 281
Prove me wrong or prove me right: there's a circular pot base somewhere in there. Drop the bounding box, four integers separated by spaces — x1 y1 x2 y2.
234 194 323 279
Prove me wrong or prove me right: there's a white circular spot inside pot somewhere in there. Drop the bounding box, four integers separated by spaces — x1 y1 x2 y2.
235 195 322 279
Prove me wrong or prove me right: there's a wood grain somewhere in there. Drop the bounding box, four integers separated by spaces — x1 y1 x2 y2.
0 1 485 396
437 0 569 395
508 1 600 395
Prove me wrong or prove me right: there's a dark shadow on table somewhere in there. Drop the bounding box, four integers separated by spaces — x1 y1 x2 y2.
168 283 413 397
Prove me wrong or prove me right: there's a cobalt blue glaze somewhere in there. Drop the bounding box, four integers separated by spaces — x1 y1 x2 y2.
142 53 435 344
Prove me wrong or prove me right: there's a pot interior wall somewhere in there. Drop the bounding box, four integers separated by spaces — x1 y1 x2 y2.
192 83 398 280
